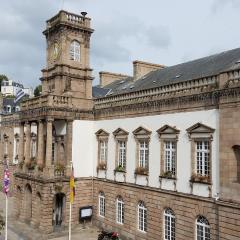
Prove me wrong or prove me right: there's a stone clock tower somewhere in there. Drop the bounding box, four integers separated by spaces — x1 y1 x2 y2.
41 10 94 103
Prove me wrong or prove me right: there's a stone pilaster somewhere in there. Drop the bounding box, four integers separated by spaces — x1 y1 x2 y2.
24 122 31 166
18 123 24 163
37 120 44 169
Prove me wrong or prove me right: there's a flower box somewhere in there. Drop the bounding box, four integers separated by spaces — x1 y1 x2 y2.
135 167 148 176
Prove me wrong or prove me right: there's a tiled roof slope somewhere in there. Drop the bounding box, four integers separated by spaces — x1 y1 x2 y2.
92 47 240 98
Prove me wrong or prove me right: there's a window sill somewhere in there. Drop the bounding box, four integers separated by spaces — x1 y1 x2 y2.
159 175 177 180
135 172 149 176
190 180 212 185
114 170 126 173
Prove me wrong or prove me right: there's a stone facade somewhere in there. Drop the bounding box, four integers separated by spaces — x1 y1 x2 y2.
0 9 240 240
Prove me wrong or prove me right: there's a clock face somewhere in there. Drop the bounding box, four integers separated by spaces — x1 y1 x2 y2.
52 42 60 60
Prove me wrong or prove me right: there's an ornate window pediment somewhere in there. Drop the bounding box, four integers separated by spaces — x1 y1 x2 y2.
95 129 109 138
187 122 215 137
133 126 151 139
157 125 180 138
113 128 129 138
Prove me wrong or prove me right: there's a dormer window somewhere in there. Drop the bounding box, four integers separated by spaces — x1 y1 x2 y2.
70 40 80 61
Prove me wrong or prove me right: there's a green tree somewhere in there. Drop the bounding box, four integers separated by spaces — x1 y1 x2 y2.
0 74 9 91
34 85 42 97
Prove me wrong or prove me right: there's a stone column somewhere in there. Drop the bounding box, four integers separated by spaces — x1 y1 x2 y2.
18 122 24 163
24 122 31 166
66 120 73 176
37 120 44 169
45 118 53 167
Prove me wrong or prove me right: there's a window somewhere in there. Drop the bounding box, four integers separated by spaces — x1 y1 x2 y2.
70 40 80 61
99 192 105 217
164 208 175 240
96 129 109 171
100 140 107 162
164 141 176 175
113 128 129 172
116 197 124 224
31 133 37 159
187 123 214 182
139 141 149 168
138 201 147 232
118 141 126 169
157 125 179 178
13 134 20 164
196 216 210 240
196 141 210 176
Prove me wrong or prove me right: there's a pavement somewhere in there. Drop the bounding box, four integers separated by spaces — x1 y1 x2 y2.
0 193 99 240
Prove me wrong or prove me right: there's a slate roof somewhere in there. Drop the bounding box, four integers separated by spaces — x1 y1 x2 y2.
92 47 240 98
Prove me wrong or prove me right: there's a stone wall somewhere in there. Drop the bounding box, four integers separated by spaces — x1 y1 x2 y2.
219 102 240 202
93 179 240 240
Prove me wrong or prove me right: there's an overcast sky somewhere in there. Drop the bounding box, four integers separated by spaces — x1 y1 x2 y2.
0 0 240 88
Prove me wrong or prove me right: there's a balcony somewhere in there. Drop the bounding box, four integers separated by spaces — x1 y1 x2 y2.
21 94 92 112
44 10 93 34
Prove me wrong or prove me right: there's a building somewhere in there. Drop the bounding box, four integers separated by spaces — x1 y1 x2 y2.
0 10 240 240
1 80 23 97
1 79 33 98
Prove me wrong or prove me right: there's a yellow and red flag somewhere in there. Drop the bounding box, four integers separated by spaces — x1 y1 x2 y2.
70 166 75 204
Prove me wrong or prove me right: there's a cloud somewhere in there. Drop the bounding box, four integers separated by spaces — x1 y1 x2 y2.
211 0 240 13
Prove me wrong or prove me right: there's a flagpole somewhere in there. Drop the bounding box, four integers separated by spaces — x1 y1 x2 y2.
68 161 73 240
68 201 72 240
5 194 8 240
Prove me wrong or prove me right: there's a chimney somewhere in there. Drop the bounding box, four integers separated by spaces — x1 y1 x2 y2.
133 60 165 81
99 71 131 87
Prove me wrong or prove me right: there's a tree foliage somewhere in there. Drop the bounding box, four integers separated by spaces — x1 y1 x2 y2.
0 74 9 92
34 85 42 97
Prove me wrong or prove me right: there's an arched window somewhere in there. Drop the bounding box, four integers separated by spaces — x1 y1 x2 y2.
138 201 147 232
99 192 105 217
70 40 80 61
164 208 175 240
116 196 124 224
196 216 210 240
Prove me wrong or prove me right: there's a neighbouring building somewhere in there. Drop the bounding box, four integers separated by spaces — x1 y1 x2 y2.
0 10 240 240
1 79 33 98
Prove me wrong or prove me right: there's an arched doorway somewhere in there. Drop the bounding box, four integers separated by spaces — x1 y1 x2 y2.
24 184 32 222
53 193 66 228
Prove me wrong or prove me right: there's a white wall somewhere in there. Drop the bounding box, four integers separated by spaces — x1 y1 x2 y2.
73 109 219 198
72 120 95 178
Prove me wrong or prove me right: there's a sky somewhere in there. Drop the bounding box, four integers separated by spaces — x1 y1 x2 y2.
0 0 240 88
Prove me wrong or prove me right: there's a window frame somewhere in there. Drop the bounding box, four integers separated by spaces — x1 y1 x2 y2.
196 140 210 176
163 208 176 240
133 127 151 175
95 129 109 171
113 128 129 172
70 40 81 62
196 216 210 240
157 125 179 179
138 201 147 233
187 123 214 184
13 133 20 164
116 196 124 224
98 192 105 217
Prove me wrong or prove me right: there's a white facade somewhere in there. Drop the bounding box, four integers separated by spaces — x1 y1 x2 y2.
1 80 33 98
1 80 23 96
23 87 34 98
72 109 219 199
